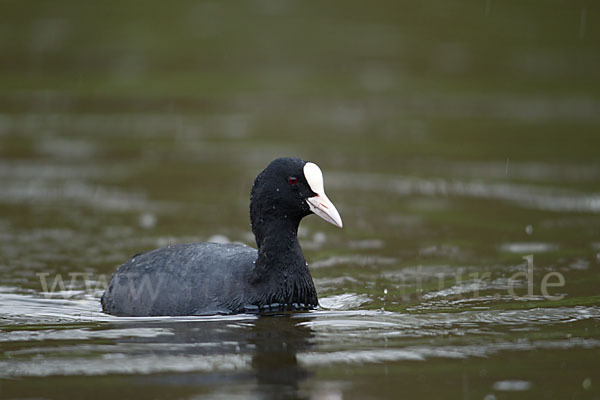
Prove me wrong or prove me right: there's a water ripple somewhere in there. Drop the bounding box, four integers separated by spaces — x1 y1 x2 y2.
299 306 600 332
0 353 251 378
298 338 600 367
330 172 600 213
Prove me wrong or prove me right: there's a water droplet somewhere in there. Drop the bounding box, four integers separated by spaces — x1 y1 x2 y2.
525 225 533 235
313 232 326 244
208 234 229 244
582 377 592 391
139 213 157 229
383 288 388 295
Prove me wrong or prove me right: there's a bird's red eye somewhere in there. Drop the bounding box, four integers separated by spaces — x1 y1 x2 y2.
288 177 298 186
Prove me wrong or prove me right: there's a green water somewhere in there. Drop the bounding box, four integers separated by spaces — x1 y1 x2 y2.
1 1 599 399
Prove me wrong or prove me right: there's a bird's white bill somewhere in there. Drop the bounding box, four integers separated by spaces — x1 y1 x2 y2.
303 162 343 228
306 194 343 228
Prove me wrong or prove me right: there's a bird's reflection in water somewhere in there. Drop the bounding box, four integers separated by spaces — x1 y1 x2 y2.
122 314 313 399
250 314 313 399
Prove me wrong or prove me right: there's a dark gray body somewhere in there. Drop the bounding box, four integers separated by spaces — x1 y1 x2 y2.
101 243 259 316
101 158 323 317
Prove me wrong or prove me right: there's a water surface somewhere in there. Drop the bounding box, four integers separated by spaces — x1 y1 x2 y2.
1 1 599 399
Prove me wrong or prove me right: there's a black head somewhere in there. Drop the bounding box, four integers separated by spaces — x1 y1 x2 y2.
250 157 342 243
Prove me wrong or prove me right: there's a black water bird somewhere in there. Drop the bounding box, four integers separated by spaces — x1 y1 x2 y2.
101 157 343 316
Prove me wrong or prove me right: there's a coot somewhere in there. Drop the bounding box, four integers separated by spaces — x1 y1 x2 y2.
101 157 343 316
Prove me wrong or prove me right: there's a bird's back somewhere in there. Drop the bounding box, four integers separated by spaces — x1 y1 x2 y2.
101 242 258 316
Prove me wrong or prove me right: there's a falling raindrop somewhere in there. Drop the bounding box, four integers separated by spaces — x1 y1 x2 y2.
580 7 587 40
525 225 533 235
484 0 492 16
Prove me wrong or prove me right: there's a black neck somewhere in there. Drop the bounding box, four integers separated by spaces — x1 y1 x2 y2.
249 217 317 307
252 217 305 277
